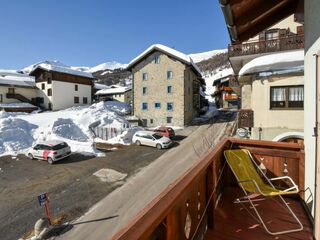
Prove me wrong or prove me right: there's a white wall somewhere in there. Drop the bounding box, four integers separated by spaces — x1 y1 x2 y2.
0 86 38 103
36 81 52 109
52 81 92 110
304 38 320 217
252 76 304 129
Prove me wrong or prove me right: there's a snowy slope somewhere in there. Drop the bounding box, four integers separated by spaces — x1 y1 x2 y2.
189 49 227 63
202 66 234 102
0 102 131 157
87 61 128 73
23 61 127 75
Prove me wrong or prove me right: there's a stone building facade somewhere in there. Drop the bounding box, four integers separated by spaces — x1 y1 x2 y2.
127 44 204 127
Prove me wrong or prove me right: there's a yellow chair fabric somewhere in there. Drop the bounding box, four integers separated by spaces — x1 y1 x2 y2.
224 149 298 196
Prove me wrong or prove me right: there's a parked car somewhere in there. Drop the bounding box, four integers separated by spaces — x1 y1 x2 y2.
153 126 175 138
27 140 71 164
132 131 172 149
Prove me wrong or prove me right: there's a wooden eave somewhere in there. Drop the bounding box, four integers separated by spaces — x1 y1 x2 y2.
220 0 301 43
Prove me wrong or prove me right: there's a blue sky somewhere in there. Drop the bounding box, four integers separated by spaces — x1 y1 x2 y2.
0 0 230 69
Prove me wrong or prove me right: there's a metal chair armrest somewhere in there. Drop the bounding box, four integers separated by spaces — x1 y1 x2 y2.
270 176 299 192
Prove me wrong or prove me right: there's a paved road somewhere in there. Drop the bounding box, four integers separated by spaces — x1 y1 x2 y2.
0 143 171 240
56 111 236 240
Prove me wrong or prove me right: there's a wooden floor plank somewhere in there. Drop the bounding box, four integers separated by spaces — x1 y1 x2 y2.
204 187 314 240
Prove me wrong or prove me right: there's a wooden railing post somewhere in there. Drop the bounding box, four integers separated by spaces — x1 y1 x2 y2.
206 162 215 229
166 210 179 240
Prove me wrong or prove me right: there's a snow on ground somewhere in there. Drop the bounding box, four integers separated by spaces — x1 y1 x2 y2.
239 49 304 76
189 49 227 63
0 101 131 157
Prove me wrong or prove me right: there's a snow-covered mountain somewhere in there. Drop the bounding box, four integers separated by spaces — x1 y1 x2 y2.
189 49 227 63
23 60 127 74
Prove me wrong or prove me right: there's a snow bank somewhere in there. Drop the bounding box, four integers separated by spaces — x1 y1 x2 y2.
0 118 37 156
189 49 227 63
239 49 304 76
0 101 131 157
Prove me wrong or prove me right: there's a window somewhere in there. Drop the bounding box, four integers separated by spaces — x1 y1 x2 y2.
0 94 2 102
154 55 160 64
142 102 148 110
41 83 45 90
167 86 172 94
155 102 161 109
142 73 148 81
83 97 88 104
167 71 173 79
142 87 147 95
47 88 52 96
167 117 173 124
8 88 14 94
167 102 173 111
150 119 154 124
75 85 78 91
48 103 52 110
47 78 52 84
270 86 304 109
74 96 79 104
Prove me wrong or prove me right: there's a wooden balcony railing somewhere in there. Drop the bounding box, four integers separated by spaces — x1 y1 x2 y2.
228 34 304 57
112 138 306 240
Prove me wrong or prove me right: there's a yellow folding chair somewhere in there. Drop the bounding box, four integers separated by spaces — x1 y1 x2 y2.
224 149 303 235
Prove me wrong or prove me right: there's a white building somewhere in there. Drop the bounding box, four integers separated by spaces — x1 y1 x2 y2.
29 61 94 110
0 70 39 112
95 85 132 103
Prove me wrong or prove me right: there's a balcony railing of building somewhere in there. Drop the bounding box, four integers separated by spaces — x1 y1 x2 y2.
228 34 304 57
112 138 313 240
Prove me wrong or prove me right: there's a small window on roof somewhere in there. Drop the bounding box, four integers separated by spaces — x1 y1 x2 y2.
154 55 160 64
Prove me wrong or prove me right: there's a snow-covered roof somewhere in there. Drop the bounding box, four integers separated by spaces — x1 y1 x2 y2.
239 49 304 76
127 44 202 77
96 86 132 95
188 49 227 63
0 102 37 108
94 83 110 90
29 61 94 79
0 71 36 88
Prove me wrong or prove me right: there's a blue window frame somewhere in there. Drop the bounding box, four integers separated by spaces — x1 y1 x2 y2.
167 86 172 94
167 102 173 111
167 71 173 79
142 73 148 81
142 102 148 110
142 87 147 95
155 102 161 109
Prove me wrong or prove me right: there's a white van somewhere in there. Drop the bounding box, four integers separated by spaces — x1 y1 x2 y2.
132 131 172 149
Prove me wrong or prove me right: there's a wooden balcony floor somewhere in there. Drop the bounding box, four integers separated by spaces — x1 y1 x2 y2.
205 187 314 240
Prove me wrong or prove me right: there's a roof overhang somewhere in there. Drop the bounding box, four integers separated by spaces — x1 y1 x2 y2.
220 0 303 43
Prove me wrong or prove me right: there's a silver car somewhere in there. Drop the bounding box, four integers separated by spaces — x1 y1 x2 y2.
132 131 172 149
